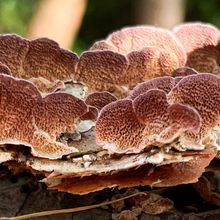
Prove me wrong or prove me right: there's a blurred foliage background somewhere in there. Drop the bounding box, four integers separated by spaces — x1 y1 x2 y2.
0 0 219 54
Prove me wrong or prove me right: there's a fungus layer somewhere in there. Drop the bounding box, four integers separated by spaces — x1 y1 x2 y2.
0 35 80 94
129 67 198 100
96 72 220 154
0 107 216 195
173 23 220 74
0 34 78 81
75 26 186 95
0 23 219 97
85 91 117 110
0 72 92 159
44 148 216 195
0 140 216 195
0 30 186 96
0 28 220 195
168 73 220 149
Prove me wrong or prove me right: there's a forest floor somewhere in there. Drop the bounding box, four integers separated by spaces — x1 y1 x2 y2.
1 170 220 220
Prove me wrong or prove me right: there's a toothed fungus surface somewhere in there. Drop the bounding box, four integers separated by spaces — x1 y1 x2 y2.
0 72 89 159
97 72 220 154
173 23 220 74
75 26 186 95
0 23 220 196
85 91 117 110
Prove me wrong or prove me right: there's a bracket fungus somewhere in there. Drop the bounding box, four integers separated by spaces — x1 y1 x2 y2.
85 91 117 110
0 34 78 93
0 23 219 98
0 66 217 196
0 24 220 200
128 67 198 99
0 69 96 159
173 22 220 74
97 72 220 155
168 73 220 149
96 89 201 154
75 26 186 96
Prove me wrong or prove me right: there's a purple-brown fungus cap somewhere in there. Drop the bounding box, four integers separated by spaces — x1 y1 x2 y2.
129 67 198 100
96 86 201 154
128 76 176 99
76 26 186 95
173 23 220 74
85 91 117 110
0 34 78 93
96 70 220 154
168 73 220 148
0 71 88 159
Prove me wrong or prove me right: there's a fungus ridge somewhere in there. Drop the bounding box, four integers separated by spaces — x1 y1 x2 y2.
77 26 187 94
168 73 220 149
173 22 220 74
96 79 202 153
0 73 88 159
0 34 78 91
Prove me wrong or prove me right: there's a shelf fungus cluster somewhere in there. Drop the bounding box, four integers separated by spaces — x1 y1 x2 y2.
0 22 219 98
0 22 220 205
0 66 217 196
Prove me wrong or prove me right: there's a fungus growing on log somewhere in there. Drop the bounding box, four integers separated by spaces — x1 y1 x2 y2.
0 26 219 201
0 66 218 195
0 60 218 199
43 148 216 195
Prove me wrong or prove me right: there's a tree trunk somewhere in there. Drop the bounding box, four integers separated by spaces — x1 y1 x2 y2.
27 0 87 49
134 0 186 29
